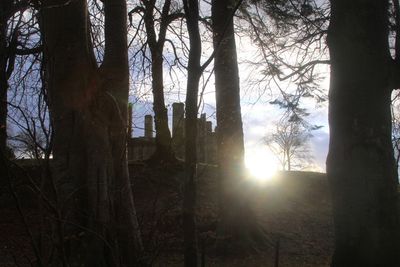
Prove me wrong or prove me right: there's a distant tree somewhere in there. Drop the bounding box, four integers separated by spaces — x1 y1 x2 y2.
41 0 142 265
266 84 322 171
264 116 315 171
327 0 400 266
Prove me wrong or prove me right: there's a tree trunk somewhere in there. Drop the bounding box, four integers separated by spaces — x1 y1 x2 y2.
212 0 261 252
41 0 142 265
142 0 174 162
183 0 202 265
327 1 400 266
286 149 291 171
150 50 174 161
0 4 8 160
0 0 17 172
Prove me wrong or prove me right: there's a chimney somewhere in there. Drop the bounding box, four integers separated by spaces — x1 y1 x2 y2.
172 102 185 159
144 115 153 138
206 121 212 134
197 113 207 162
172 102 185 138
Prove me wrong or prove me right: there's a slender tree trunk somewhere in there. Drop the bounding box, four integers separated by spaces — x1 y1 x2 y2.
41 0 142 265
0 6 8 160
0 0 17 174
182 0 202 265
286 149 291 171
142 0 174 162
212 0 260 251
327 1 400 266
150 50 174 161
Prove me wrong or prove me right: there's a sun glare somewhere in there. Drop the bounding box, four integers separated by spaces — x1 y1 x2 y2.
245 149 278 182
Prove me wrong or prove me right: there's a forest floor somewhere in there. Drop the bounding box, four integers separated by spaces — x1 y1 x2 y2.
131 163 334 266
0 161 334 266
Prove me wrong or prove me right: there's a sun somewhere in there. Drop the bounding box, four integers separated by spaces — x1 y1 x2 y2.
245 148 278 181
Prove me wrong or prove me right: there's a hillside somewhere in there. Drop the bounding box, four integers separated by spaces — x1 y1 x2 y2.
131 164 334 266
0 162 334 266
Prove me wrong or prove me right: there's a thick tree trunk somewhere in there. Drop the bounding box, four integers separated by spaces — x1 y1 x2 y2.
212 0 259 251
327 1 400 266
41 0 142 265
102 0 143 263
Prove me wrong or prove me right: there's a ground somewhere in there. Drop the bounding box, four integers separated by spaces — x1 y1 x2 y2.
0 161 333 266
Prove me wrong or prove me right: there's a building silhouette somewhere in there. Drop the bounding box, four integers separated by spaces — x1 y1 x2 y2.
128 103 217 164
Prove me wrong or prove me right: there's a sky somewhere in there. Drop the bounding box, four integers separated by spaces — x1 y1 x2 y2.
11 0 400 177
130 36 331 173
10 0 398 177
131 12 329 175
131 82 330 173
5 1 331 170
123 0 331 172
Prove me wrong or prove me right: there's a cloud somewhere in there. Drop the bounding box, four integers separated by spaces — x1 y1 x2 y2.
310 129 329 171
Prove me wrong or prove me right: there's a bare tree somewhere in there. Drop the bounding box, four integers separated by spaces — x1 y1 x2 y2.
182 0 200 261
129 0 184 162
264 116 314 171
1 1 40 156
9 103 50 160
40 0 143 265
181 0 213 264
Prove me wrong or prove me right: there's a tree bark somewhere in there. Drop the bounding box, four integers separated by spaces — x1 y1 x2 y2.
286 148 291 171
182 0 202 265
41 0 142 265
212 0 260 252
327 1 400 266
150 50 174 161
0 2 8 160
143 0 174 162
